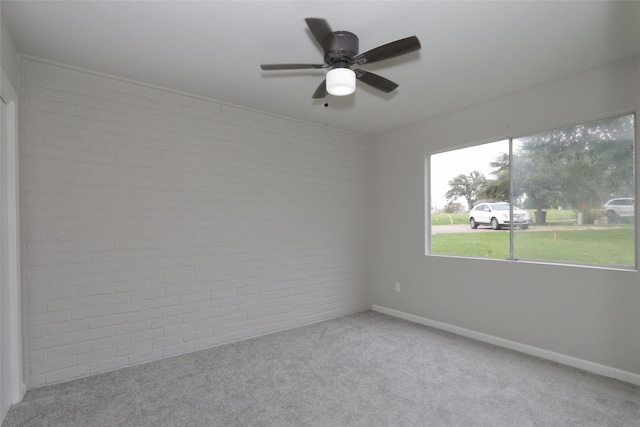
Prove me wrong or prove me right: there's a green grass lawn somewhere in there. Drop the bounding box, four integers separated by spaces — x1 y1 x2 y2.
431 211 470 225
542 209 579 222
432 228 635 266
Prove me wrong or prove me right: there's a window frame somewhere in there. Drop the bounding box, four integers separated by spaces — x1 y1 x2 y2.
427 112 638 271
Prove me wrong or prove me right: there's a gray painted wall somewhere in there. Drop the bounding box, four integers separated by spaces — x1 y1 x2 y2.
1 14 18 88
372 55 640 375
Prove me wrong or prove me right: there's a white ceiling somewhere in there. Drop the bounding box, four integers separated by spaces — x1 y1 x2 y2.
3 1 640 136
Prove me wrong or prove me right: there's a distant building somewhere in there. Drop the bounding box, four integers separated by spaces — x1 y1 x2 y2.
446 202 466 213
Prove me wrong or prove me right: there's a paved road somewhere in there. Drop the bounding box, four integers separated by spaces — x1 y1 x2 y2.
431 224 613 235
432 224 509 234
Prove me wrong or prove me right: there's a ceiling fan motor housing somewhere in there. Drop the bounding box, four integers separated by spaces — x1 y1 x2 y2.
324 31 359 67
260 18 421 98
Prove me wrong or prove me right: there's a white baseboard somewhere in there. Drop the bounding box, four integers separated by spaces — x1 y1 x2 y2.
372 305 640 386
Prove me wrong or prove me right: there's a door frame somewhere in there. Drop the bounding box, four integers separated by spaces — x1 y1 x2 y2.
0 66 24 419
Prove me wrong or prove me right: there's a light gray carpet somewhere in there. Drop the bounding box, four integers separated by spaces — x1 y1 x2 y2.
3 311 639 426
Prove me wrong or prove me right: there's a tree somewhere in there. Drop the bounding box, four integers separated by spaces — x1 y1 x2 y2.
445 171 487 211
479 152 510 202
476 115 635 224
512 151 564 223
512 114 634 223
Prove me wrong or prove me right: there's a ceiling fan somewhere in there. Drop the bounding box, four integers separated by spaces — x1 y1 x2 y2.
260 18 421 99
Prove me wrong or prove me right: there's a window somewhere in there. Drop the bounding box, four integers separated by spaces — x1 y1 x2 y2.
429 113 636 268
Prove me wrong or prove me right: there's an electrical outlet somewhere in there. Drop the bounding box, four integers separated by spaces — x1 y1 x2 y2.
395 282 401 292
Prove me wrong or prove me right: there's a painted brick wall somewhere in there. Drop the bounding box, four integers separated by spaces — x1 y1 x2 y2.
20 58 371 388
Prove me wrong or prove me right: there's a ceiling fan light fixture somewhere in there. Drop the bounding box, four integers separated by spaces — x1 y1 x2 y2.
260 18 421 99
326 68 356 96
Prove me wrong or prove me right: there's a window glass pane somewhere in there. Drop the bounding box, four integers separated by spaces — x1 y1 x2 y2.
512 114 635 267
429 140 509 258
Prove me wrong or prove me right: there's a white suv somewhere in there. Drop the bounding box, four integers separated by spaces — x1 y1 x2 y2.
603 198 634 220
469 202 531 230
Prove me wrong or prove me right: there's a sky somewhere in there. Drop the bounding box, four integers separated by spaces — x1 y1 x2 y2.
429 140 508 211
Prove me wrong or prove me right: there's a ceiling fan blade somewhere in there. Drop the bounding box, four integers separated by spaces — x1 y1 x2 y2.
312 79 327 99
261 63 325 70
355 70 398 93
353 36 421 65
305 18 338 54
